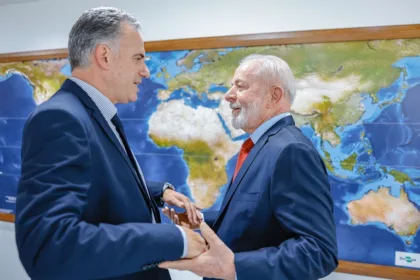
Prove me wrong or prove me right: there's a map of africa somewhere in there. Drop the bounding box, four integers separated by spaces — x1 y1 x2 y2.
1 39 420 270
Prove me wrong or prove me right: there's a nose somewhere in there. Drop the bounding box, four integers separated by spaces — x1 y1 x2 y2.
225 87 236 103
140 64 150 78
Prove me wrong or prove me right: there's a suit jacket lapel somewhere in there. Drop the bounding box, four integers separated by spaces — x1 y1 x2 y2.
213 138 267 228
213 116 296 229
60 79 145 191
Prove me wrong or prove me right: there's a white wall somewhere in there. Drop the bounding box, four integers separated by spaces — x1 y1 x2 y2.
0 0 420 53
0 222 29 280
1 0 418 279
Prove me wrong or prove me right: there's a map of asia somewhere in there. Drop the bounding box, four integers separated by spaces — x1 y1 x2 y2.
1 39 420 269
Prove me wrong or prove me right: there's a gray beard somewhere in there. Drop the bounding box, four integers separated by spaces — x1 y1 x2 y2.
231 101 260 130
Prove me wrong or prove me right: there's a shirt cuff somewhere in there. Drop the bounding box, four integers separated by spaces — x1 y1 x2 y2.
175 225 188 258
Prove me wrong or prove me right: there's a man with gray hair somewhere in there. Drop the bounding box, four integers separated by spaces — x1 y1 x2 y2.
161 54 338 280
15 7 206 280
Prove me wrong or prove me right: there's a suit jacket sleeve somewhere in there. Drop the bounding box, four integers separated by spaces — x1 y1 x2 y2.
203 211 218 228
234 143 338 280
15 108 184 280
146 181 166 207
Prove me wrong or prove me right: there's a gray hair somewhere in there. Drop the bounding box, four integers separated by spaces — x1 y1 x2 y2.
68 7 141 69
239 54 296 104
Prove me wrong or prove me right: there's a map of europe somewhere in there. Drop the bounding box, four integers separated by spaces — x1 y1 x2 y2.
1 39 420 270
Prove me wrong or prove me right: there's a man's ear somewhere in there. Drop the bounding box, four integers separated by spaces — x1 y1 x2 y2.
94 44 112 70
270 86 284 104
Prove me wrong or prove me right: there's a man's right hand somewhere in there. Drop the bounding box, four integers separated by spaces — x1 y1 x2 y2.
182 226 207 259
163 207 202 229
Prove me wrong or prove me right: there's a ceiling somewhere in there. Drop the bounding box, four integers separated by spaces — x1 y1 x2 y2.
0 0 43 6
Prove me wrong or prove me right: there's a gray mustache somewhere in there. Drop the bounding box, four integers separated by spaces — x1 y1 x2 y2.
230 103 241 109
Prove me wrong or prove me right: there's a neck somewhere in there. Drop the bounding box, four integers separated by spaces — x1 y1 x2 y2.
71 68 116 103
243 105 290 134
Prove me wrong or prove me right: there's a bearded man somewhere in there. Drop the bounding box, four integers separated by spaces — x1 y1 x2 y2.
161 54 338 280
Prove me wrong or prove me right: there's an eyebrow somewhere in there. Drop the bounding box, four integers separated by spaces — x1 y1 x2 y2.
133 53 151 61
133 53 145 59
231 79 244 85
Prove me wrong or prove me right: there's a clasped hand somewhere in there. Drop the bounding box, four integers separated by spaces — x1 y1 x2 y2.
161 207 236 280
162 188 203 225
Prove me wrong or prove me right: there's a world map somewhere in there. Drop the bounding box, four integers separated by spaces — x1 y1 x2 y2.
1 39 420 270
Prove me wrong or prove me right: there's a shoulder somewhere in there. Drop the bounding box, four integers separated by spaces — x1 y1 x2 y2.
23 90 91 139
35 89 85 115
28 90 87 124
269 125 325 168
269 125 317 153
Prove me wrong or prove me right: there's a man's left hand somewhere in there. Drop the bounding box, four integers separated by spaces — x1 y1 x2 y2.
159 222 236 280
162 188 202 225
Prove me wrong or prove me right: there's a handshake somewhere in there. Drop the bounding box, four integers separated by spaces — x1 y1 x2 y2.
163 205 206 258
160 206 237 280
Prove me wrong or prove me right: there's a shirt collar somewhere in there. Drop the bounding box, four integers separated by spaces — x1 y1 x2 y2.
250 112 291 144
68 76 117 122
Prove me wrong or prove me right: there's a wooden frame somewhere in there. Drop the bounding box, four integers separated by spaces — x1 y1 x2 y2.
1 24 420 279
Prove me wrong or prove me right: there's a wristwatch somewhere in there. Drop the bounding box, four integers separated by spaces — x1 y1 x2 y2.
163 182 175 192
161 182 175 204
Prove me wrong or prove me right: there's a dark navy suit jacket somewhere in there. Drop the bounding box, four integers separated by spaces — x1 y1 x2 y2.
204 116 338 280
15 79 183 280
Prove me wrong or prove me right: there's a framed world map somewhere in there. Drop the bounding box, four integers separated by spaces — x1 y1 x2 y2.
1 24 420 279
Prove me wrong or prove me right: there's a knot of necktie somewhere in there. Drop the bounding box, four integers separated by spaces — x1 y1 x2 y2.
232 138 254 182
242 138 254 152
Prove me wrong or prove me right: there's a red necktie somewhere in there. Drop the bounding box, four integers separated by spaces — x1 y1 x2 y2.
233 138 254 182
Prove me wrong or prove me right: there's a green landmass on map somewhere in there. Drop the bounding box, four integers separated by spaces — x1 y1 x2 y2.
149 134 228 208
0 60 67 103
